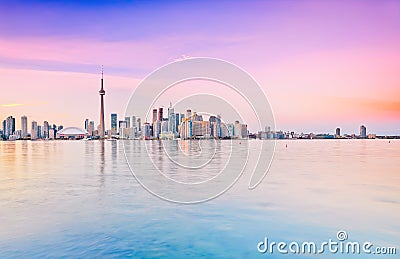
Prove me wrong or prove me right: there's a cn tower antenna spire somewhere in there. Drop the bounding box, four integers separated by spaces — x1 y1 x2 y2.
99 65 106 139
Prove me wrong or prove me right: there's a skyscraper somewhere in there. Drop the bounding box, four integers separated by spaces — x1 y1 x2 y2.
220 123 229 138
5 116 15 139
131 116 137 128
180 119 192 139
169 113 179 134
49 128 56 139
119 120 127 129
360 125 367 138
143 122 151 139
168 102 174 118
227 123 234 137
99 67 106 139
209 115 222 138
111 113 117 131
158 107 163 121
335 127 341 137
153 120 161 138
152 109 158 123
88 121 95 136
119 120 128 138
125 116 131 128
191 121 210 138
38 125 42 138
234 121 242 139
43 121 49 139
161 120 168 133
241 124 248 138
21 116 28 139
31 121 38 140
137 118 141 132
84 118 89 132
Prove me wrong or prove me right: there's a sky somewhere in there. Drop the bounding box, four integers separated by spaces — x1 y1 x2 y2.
0 0 399 135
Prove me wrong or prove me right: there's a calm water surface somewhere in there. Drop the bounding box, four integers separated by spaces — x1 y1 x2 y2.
0 140 399 258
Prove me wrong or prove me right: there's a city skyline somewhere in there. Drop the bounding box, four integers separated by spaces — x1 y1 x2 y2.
1 1 399 135
0 63 395 140
2 101 395 140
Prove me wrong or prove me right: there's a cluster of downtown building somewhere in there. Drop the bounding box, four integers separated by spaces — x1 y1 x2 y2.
104 105 249 140
1 115 64 141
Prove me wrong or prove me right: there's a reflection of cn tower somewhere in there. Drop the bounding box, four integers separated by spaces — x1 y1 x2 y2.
99 66 106 138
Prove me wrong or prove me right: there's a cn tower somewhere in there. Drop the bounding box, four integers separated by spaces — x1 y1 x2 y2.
99 66 105 138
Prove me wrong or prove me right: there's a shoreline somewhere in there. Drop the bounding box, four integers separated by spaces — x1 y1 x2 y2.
1 137 399 142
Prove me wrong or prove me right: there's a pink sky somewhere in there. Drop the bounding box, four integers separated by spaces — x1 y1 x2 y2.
0 1 399 134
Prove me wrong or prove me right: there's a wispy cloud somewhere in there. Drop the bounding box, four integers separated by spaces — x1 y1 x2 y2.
0 102 48 108
1 103 24 107
171 54 192 62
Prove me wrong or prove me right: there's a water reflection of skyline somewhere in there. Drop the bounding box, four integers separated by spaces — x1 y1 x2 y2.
0 140 399 258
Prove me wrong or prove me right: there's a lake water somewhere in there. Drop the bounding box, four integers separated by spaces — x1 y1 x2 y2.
0 140 399 258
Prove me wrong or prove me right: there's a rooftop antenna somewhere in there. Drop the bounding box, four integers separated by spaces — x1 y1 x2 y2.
101 65 104 79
